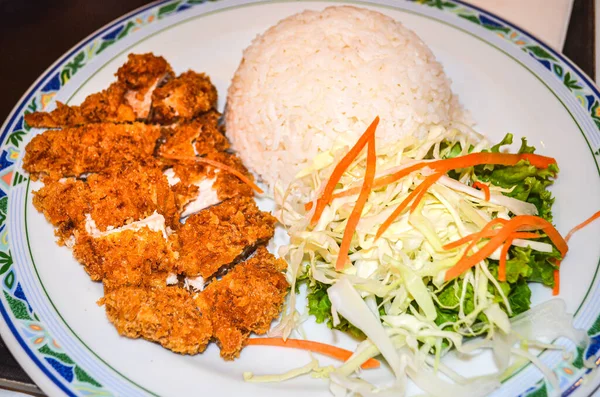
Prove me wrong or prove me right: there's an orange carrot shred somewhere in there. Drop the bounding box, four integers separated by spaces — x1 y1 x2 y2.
554 210 600 296
310 116 380 226
456 218 508 263
565 210 600 242
442 230 540 251
553 269 560 295
472 181 491 201
336 134 377 270
444 215 567 282
498 236 514 282
161 154 263 194
375 172 444 240
409 172 444 213
430 152 557 173
245 338 380 369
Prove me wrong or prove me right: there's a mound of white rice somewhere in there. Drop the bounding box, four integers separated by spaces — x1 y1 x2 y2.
226 6 468 190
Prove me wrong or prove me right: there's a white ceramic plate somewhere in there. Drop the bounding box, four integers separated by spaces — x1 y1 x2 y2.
1 1 599 396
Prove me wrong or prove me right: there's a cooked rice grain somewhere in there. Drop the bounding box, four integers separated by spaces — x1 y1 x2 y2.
226 6 468 190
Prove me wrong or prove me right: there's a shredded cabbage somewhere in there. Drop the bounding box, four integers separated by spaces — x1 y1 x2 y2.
267 126 583 395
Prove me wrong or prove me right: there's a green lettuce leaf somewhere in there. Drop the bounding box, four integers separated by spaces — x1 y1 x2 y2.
508 278 531 315
475 133 558 222
307 281 365 339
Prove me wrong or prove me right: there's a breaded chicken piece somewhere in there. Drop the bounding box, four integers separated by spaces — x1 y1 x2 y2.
165 151 254 217
86 161 179 230
25 53 173 128
157 110 229 158
23 123 160 180
174 197 276 279
24 82 136 128
194 247 289 359
103 282 213 355
74 226 176 284
149 71 218 124
117 53 174 119
32 160 179 245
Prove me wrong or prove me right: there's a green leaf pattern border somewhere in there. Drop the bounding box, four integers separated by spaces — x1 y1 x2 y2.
0 0 598 395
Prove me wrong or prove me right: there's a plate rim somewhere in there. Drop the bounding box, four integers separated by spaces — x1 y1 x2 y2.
1 1 599 396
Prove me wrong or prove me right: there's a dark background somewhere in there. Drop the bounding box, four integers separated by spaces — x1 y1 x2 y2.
0 0 595 394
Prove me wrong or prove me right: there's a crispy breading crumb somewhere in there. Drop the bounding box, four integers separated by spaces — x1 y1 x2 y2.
194 247 289 359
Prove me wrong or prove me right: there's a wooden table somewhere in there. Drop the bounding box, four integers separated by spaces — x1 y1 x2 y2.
0 0 595 394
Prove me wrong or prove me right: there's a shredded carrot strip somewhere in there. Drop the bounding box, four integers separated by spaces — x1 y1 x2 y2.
409 172 444 213
498 231 543 282
336 134 377 270
374 172 439 240
472 181 491 201
430 152 557 173
498 236 515 282
565 210 600 242
160 154 263 194
245 338 380 369
442 230 541 251
553 269 560 295
456 218 509 264
554 210 600 296
310 116 380 226
444 215 567 282
374 172 444 240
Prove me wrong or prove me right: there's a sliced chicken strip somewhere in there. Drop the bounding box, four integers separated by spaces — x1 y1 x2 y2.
23 122 161 180
116 53 174 119
149 71 218 124
173 197 276 279
102 279 213 355
194 247 289 359
25 82 136 128
157 110 229 158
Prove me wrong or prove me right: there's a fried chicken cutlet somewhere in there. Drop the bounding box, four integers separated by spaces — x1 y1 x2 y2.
174 197 276 280
25 53 173 128
23 123 161 180
24 52 289 360
195 247 289 359
149 71 218 124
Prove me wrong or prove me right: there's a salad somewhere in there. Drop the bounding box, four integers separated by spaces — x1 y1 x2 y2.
259 117 598 396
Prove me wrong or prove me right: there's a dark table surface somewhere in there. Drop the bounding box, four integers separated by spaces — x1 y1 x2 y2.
0 0 596 395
